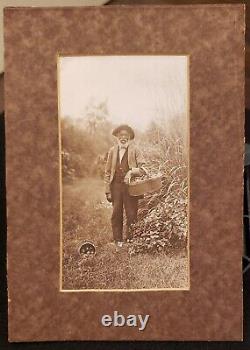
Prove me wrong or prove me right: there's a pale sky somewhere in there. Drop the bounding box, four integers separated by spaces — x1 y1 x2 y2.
58 55 188 131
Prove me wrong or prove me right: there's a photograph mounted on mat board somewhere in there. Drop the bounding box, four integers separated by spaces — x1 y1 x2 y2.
58 55 190 291
4 4 244 341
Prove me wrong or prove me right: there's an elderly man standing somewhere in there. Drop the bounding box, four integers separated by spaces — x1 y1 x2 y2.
104 124 146 247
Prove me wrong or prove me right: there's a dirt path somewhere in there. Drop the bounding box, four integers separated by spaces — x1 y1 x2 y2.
64 177 107 205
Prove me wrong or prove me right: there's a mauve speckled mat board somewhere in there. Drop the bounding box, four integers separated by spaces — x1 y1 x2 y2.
5 5 244 341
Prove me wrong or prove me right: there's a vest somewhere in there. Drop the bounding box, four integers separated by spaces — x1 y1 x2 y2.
113 148 129 183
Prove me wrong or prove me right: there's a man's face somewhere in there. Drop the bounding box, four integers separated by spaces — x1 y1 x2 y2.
117 130 130 145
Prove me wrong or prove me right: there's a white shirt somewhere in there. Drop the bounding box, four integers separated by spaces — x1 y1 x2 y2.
118 145 127 162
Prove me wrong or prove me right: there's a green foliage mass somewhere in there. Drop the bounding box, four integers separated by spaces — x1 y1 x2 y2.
61 101 114 181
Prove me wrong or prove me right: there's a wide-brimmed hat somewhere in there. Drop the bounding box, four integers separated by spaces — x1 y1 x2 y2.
112 124 135 140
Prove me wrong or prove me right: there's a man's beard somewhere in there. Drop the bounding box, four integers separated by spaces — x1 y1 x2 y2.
118 140 129 148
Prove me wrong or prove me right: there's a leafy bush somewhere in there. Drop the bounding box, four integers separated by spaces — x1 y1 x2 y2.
128 124 188 254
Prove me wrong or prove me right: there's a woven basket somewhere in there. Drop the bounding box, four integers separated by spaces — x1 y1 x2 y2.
128 175 162 196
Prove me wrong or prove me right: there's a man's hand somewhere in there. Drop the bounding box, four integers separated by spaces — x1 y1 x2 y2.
124 170 132 184
106 193 112 203
131 167 142 176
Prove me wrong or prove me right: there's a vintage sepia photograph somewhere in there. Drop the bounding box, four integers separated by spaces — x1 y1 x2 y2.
58 55 189 291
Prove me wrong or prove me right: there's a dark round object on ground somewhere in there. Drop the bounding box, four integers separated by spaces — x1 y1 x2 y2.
78 241 96 256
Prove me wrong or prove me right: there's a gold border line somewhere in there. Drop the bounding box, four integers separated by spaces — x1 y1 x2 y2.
57 54 191 292
57 56 63 292
187 54 191 291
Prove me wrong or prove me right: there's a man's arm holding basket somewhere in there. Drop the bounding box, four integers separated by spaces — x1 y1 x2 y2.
124 148 147 184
